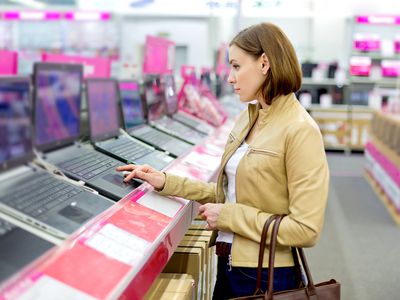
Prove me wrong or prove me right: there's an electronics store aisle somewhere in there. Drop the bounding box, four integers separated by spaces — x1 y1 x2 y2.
307 153 400 300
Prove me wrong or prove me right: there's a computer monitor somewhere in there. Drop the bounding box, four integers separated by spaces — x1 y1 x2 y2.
163 74 178 115
0 77 33 171
119 81 145 129
85 79 120 142
143 75 167 122
33 63 83 151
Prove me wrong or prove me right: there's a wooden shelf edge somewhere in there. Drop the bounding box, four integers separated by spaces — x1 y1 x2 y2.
364 171 400 226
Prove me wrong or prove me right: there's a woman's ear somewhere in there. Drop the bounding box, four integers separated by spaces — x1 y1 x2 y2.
261 53 270 75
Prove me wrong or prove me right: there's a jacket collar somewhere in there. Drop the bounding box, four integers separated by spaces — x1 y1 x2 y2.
247 93 296 126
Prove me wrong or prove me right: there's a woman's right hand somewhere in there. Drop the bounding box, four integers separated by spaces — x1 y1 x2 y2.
116 164 166 190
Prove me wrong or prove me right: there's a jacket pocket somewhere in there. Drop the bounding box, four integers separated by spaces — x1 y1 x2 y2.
247 147 281 157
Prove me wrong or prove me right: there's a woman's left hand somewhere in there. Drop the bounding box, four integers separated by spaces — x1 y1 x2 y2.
198 203 224 230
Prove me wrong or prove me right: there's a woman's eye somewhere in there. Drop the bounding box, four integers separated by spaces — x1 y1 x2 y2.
232 65 240 70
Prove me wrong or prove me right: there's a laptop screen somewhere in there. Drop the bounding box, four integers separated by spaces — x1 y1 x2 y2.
163 74 178 115
33 63 83 151
0 77 33 171
119 81 145 130
143 76 167 122
86 79 120 142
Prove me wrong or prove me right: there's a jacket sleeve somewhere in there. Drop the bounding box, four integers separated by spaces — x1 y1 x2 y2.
157 173 217 204
217 121 329 247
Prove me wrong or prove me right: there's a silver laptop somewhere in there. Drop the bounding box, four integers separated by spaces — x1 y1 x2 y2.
143 75 206 145
85 78 174 170
119 80 192 158
0 216 54 284
162 74 214 135
32 63 140 201
0 76 113 239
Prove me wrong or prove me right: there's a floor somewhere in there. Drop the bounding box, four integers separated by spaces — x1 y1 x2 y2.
307 153 400 300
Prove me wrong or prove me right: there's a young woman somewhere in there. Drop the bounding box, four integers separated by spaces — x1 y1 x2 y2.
117 23 329 299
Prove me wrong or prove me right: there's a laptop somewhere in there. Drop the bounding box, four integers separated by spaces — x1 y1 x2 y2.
162 74 214 135
0 216 54 284
119 81 192 158
85 78 174 170
143 75 206 145
32 62 140 201
0 76 113 239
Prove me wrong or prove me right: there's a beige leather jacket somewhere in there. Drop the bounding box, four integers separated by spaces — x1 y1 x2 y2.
159 93 329 267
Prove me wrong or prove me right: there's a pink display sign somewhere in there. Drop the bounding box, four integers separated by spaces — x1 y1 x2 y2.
42 53 111 78
395 37 400 53
353 34 380 52
356 15 400 25
143 35 175 75
0 50 18 75
349 56 372 76
2 11 61 20
381 60 400 77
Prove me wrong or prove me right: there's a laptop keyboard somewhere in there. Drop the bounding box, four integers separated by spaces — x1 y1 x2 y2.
174 113 200 128
1 172 83 218
59 152 119 180
137 129 173 146
0 219 15 237
101 137 153 161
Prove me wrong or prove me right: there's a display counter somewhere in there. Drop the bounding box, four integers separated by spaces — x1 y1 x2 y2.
365 110 400 225
0 121 233 300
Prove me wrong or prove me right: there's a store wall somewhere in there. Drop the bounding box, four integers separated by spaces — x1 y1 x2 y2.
120 17 210 76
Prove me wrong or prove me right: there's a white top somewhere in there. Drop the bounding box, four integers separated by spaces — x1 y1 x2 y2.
216 142 249 244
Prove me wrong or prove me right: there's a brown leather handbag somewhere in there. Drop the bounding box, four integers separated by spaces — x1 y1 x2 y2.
231 215 340 300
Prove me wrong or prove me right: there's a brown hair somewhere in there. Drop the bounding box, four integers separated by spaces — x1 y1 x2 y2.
229 23 302 105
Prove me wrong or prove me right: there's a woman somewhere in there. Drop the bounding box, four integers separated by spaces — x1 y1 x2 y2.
117 22 329 299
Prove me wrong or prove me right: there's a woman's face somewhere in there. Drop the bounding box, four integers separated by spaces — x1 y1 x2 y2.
228 45 267 103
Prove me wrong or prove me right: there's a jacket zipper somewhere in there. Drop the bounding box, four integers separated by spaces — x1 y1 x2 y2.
247 148 280 157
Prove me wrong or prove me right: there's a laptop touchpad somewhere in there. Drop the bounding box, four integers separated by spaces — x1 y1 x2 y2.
58 205 92 224
102 173 135 188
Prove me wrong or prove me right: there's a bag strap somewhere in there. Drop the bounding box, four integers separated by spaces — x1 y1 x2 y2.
253 215 279 295
265 216 318 300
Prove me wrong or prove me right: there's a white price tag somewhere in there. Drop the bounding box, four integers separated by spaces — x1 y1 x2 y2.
137 191 186 218
85 224 149 266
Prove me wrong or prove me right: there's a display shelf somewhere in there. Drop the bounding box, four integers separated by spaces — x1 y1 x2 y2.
302 78 349 86
365 171 400 225
351 52 400 60
0 121 233 299
308 105 372 151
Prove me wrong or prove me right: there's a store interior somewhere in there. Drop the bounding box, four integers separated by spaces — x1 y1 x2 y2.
1 0 400 299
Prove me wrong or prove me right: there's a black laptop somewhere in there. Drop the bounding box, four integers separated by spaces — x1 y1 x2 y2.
0 76 112 239
85 78 174 170
0 216 54 284
119 80 192 158
32 63 140 201
162 74 214 135
143 75 206 145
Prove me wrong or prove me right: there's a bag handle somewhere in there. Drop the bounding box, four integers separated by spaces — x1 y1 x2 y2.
253 215 279 295
265 216 318 300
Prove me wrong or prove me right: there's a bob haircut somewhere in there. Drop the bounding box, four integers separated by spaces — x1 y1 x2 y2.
229 23 302 105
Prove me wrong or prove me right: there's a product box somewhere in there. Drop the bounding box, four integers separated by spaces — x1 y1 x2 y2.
163 247 203 300
350 56 372 76
179 240 208 300
381 60 400 77
144 275 195 300
353 33 381 52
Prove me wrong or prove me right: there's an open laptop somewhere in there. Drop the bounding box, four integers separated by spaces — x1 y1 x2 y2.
85 78 174 170
119 81 192 158
0 216 54 284
32 63 140 201
162 74 214 135
0 76 113 239
143 75 206 145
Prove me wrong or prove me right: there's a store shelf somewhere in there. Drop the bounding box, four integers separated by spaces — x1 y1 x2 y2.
302 78 349 86
351 52 400 60
365 171 400 225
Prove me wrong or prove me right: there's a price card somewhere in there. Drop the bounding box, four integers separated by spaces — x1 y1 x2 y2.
85 223 149 266
137 191 185 218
